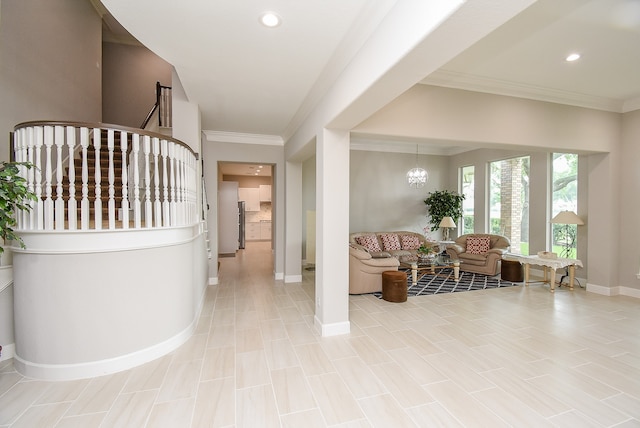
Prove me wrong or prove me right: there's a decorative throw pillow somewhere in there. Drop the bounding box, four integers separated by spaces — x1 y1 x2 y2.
379 233 402 251
400 234 420 250
466 236 491 254
354 235 382 253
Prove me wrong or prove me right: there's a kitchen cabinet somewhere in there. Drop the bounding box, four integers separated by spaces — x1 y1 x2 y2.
260 221 272 240
246 222 261 240
238 187 260 211
259 185 271 202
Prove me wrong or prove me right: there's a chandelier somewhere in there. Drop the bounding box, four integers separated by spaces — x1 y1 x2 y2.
406 145 428 188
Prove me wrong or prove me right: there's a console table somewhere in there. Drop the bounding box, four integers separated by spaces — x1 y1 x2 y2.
502 254 583 292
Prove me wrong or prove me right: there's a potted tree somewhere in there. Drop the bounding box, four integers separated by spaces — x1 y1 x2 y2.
423 190 465 233
0 161 36 263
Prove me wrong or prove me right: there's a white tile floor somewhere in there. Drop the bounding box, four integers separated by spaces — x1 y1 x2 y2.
1 241 640 427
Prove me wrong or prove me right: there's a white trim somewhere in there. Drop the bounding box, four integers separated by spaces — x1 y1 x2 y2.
422 70 624 113
314 316 350 337
274 272 284 280
587 283 640 298
620 287 640 299
0 343 15 362
284 274 302 283
0 265 13 293
15 224 202 254
208 277 218 285
203 130 284 146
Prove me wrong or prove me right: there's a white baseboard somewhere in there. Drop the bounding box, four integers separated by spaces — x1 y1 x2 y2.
587 283 640 298
314 316 350 337
0 343 15 362
275 272 284 280
284 275 302 283
208 277 218 285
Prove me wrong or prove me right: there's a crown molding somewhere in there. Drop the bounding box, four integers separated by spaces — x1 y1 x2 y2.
203 130 284 146
623 97 640 113
422 70 625 113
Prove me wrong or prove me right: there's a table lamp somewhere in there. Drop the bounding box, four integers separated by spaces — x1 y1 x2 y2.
550 210 584 259
439 216 456 241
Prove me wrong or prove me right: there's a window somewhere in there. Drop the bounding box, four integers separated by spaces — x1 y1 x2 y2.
489 156 530 254
551 153 578 257
460 166 474 234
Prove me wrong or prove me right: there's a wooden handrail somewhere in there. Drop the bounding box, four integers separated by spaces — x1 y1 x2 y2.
14 120 195 156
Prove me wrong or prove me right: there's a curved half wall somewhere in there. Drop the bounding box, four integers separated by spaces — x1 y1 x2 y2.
12 224 209 380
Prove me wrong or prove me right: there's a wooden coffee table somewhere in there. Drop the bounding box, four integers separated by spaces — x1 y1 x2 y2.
398 255 461 286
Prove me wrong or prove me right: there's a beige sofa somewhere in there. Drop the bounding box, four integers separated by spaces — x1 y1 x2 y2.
445 234 510 276
349 231 433 258
348 231 436 294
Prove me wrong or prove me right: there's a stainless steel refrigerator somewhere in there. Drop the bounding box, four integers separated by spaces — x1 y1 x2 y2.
238 201 246 249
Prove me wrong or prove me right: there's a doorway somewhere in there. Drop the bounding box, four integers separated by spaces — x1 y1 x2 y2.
218 162 273 255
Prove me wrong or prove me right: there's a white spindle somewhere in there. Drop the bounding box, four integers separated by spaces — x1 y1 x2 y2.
169 143 177 226
161 139 170 226
93 128 102 229
107 129 115 229
174 146 182 225
43 126 54 230
13 129 25 228
66 127 77 230
132 133 141 228
34 127 44 230
143 136 152 228
80 127 90 230
153 137 161 227
24 128 36 229
120 131 129 229
54 126 65 230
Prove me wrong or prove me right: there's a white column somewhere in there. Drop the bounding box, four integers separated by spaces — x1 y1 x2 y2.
284 161 302 283
314 128 350 337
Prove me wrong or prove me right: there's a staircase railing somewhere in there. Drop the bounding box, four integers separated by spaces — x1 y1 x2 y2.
141 82 172 130
12 121 197 231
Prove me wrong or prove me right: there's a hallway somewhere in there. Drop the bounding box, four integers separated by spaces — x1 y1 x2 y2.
1 242 640 426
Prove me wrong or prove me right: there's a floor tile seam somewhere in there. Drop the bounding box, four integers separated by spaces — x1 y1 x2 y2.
267 366 319 418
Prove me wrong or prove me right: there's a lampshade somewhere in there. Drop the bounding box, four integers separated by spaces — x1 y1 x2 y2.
550 210 584 225
439 216 456 228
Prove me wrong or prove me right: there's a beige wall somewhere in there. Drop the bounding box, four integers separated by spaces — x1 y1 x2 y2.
102 42 172 128
0 0 102 162
356 85 621 153
619 110 640 289
349 150 448 235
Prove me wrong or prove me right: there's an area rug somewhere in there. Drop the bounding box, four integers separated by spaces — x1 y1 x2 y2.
374 268 519 298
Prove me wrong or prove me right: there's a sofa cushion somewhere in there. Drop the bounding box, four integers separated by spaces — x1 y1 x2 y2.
466 236 491 254
354 234 382 253
379 233 401 251
399 234 421 250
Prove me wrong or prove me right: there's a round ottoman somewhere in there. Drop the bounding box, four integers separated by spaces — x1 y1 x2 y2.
382 270 407 302
501 258 524 282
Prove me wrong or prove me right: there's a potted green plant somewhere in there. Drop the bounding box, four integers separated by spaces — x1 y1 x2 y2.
423 190 465 232
416 244 436 261
0 161 37 261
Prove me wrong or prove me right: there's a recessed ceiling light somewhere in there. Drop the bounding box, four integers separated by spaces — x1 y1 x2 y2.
565 53 581 62
260 12 281 28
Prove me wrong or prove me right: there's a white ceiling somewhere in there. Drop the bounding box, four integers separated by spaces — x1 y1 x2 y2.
99 0 640 152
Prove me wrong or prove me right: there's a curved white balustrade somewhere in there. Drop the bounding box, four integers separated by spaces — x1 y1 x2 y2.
12 121 198 232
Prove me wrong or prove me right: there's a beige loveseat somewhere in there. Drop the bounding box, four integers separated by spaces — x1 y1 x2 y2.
445 234 510 276
348 231 436 294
